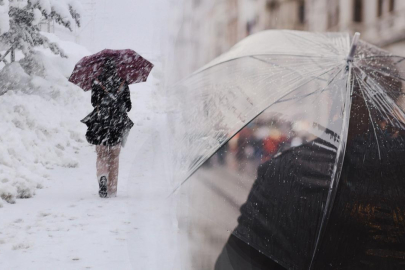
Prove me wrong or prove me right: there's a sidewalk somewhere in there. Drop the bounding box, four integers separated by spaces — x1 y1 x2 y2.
0 89 177 269
0 131 136 269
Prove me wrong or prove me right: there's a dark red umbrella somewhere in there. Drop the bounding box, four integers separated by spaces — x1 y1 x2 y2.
68 49 154 91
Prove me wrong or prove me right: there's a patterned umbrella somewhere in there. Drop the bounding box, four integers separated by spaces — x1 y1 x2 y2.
68 49 154 91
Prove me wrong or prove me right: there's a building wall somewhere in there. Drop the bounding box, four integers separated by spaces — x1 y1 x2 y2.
170 0 242 81
247 0 306 34
171 0 405 81
246 0 405 56
307 0 405 55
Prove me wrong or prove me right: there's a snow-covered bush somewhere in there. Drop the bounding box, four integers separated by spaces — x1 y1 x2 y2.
0 34 92 204
0 61 30 94
0 0 87 205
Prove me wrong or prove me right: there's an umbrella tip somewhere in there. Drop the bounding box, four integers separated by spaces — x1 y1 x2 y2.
347 32 361 62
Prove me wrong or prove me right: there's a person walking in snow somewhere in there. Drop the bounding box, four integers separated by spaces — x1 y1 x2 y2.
69 49 153 198
81 59 134 198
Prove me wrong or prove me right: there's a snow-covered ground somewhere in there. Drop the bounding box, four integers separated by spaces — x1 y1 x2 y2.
0 33 92 205
0 99 177 270
0 138 135 269
0 32 178 269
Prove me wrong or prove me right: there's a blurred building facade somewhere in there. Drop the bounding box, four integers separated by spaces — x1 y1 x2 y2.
173 0 405 80
171 0 241 80
243 0 405 54
307 0 405 55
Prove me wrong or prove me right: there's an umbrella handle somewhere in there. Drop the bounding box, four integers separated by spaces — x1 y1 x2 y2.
118 81 125 93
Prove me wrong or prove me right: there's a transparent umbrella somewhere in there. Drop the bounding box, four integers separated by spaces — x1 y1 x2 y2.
166 30 405 269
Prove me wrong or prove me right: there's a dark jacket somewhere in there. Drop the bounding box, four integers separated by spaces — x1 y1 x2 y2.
312 131 405 270
216 131 405 270
232 138 336 270
81 76 134 146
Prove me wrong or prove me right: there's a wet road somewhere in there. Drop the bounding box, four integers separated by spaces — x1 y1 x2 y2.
176 159 258 269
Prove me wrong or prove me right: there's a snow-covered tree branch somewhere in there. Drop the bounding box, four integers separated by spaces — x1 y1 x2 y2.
0 0 10 35
0 0 82 59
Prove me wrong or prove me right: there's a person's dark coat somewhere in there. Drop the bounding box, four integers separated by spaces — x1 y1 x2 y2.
81 74 134 146
215 138 336 270
312 130 405 270
215 130 405 270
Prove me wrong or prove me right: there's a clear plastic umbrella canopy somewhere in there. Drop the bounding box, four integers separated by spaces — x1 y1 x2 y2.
165 30 405 269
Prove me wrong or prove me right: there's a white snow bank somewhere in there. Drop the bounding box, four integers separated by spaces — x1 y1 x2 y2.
0 62 31 94
0 35 92 205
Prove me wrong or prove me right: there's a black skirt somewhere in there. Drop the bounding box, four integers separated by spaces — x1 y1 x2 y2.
81 107 134 146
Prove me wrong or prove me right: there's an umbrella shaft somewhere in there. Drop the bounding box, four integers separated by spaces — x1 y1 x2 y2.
347 32 360 62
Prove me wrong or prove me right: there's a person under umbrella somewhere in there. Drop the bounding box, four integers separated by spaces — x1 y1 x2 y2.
165 30 405 269
214 50 405 270
69 49 154 198
81 59 132 198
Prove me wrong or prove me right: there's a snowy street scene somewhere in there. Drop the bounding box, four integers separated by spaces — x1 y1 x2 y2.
2 0 405 269
0 1 177 269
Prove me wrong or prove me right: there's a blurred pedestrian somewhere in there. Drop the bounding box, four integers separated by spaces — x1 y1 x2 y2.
262 128 287 162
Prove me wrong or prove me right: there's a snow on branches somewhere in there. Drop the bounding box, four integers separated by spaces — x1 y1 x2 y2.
0 0 10 35
0 0 82 58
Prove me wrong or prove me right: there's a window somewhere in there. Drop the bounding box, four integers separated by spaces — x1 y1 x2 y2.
193 0 201 8
328 1 340 29
353 0 363 22
377 0 383 17
266 0 279 11
298 1 305 24
246 21 253 36
389 0 395 12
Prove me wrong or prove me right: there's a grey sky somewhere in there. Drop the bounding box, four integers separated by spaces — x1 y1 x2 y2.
78 0 177 60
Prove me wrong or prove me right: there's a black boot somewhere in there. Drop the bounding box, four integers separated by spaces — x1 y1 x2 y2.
98 175 108 198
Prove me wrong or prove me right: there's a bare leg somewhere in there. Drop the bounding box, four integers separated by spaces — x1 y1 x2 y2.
96 145 110 197
96 145 110 179
107 144 121 196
